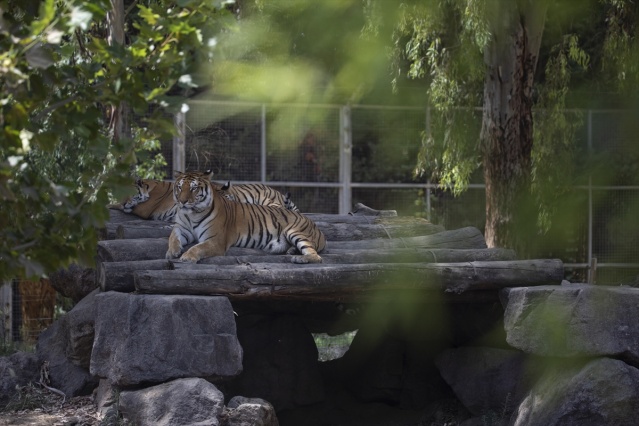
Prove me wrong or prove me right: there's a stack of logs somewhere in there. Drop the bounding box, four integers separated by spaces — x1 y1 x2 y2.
98 204 564 303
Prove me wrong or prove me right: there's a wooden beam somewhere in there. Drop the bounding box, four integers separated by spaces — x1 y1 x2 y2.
112 220 445 241
134 259 564 300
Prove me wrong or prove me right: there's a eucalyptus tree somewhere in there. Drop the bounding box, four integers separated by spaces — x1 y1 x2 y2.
391 0 638 250
211 0 638 253
0 0 231 279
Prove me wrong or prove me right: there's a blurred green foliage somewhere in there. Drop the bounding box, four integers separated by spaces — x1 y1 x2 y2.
204 0 639 257
0 0 232 279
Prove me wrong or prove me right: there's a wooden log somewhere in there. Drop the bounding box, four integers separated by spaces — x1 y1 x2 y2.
193 248 516 265
112 220 445 241
349 203 397 217
327 227 486 250
98 248 515 292
107 209 143 223
96 238 266 263
96 227 484 263
98 259 173 292
109 211 421 226
135 259 564 300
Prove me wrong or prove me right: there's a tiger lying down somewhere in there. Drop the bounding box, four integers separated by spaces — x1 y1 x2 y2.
109 175 299 221
165 171 326 264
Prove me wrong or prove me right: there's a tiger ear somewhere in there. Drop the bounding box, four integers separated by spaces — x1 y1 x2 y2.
205 169 214 180
221 181 231 191
174 171 184 178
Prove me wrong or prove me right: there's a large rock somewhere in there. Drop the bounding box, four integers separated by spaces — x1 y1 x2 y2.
49 263 97 304
94 379 120 424
0 351 39 407
222 396 279 426
66 288 99 369
90 292 242 386
120 378 224 426
227 314 323 411
501 284 639 363
512 358 639 426
36 291 100 397
435 347 539 417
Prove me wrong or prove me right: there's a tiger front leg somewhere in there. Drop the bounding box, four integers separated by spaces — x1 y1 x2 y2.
165 227 189 259
179 240 227 263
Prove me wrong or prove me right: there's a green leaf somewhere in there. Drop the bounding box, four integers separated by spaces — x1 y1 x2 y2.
138 5 160 26
31 0 56 34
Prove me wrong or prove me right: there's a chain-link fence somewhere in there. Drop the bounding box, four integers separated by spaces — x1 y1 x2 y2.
170 100 639 285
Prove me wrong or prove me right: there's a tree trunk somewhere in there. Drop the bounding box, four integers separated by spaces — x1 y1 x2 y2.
481 1 548 249
107 0 130 143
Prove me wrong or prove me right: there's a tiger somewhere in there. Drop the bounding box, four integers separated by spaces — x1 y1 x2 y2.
110 176 300 221
108 178 178 221
165 170 326 264
215 181 300 212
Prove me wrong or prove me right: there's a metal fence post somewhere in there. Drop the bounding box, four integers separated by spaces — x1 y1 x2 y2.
425 107 432 221
172 111 186 178
339 105 352 214
0 282 12 343
587 109 594 283
261 104 267 183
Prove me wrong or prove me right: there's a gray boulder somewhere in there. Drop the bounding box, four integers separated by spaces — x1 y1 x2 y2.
49 263 97 304
66 288 99 369
0 351 39 407
36 291 100 396
501 284 639 363
120 378 224 426
94 379 120 424
435 347 539 417
512 358 639 426
222 396 279 426
90 292 242 386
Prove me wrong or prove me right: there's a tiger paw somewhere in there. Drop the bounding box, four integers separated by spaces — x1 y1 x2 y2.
178 252 200 263
165 249 181 260
291 254 322 264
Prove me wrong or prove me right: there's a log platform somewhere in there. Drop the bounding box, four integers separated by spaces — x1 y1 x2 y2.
100 205 564 302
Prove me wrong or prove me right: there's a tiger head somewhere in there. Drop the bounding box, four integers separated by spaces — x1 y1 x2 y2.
110 178 159 212
173 170 215 212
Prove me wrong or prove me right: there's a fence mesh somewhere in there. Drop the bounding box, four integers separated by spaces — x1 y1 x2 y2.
266 105 341 183
182 102 639 284
186 103 263 180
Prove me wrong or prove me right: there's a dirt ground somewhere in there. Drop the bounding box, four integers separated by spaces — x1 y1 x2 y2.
0 385 102 426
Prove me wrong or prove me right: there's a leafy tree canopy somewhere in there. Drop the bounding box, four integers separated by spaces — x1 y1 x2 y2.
0 0 232 279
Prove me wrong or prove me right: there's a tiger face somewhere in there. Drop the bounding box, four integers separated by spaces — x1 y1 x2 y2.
173 172 213 212
109 178 177 221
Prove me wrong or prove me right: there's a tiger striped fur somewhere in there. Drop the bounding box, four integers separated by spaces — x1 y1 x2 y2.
215 181 299 211
108 178 178 221
165 171 325 264
110 177 299 222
